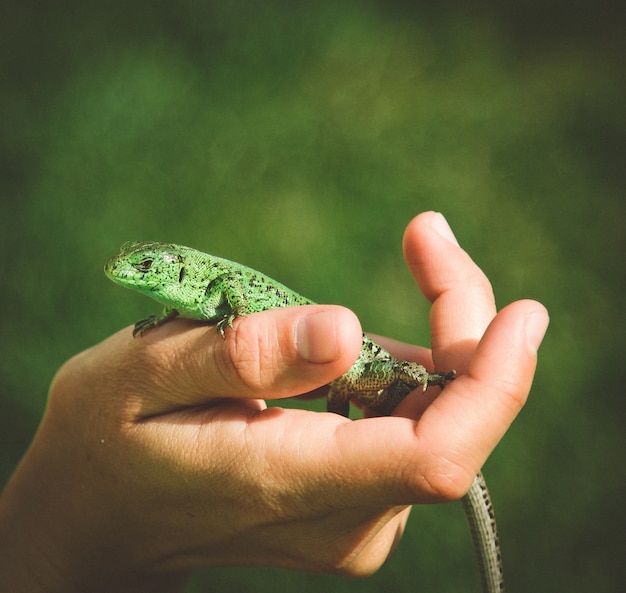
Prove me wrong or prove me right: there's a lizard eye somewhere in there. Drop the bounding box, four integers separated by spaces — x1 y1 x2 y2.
132 258 154 273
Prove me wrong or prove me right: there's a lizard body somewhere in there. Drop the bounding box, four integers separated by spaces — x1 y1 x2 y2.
105 241 503 592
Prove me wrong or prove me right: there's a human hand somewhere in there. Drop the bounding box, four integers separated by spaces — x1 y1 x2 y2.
0 212 548 593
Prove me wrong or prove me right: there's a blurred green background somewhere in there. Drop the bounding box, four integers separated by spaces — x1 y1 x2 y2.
1 1 623 591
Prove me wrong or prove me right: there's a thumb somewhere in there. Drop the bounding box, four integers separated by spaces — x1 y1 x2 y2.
92 305 364 416
210 305 364 399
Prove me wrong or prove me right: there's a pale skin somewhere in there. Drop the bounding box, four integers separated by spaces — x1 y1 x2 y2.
0 212 549 593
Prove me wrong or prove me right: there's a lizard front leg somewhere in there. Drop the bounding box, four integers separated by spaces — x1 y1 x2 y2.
201 274 251 336
133 308 179 336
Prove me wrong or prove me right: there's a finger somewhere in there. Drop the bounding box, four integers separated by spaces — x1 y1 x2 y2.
223 305 363 398
99 305 364 415
412 299 549 496
402 211 497 373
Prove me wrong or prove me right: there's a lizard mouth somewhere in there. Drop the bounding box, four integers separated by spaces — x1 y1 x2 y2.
104 261 136 284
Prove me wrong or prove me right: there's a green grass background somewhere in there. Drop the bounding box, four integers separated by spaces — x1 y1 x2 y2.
1 1 624 591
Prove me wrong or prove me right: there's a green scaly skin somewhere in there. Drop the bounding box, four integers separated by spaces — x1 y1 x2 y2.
104 241 503 593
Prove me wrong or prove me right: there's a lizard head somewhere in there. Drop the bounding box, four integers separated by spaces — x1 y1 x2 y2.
104 241 189 301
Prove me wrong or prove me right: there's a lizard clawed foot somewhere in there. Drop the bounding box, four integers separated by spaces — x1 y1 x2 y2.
216 312 244 338
133 309 179 337
423 369 457 391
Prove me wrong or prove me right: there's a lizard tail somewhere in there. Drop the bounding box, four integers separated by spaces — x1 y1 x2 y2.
461 472 505 593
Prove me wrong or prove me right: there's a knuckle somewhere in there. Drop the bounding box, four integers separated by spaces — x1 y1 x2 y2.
489 371 531 417
406 454 477 502
223 321 281 393
422 469 475 502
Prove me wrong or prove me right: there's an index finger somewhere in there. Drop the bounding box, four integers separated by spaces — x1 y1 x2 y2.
402 211 497 374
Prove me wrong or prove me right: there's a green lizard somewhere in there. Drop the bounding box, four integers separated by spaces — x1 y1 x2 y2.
105 241 504 593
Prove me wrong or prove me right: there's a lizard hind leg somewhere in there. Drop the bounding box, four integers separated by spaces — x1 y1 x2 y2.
326 395 351 418
326 380 353 418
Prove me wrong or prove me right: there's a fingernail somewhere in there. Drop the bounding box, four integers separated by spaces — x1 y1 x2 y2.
524 306 549 353
295 311 341 364
429 212 460 246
